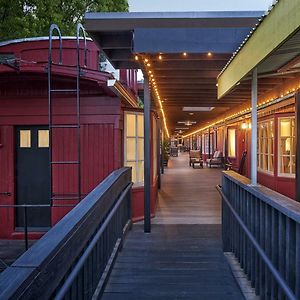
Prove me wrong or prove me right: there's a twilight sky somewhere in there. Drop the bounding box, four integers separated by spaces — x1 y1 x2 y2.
128 0 273 12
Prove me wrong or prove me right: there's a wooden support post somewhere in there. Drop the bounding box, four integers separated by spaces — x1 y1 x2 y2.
208 128 211 159
296 91 300 201
144 76 151 233
251 68 258 186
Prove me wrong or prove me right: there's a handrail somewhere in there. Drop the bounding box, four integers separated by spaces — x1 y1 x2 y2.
0 167 132 299
55 183 132 300
76 23 87 67
48 24 63 65
217 185 296 300
218 170 300 299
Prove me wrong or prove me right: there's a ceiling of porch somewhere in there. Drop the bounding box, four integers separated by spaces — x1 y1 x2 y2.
84 11 264 135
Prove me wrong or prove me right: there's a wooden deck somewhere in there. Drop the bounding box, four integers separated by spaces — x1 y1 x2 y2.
103 153 244 299
154 153 222 224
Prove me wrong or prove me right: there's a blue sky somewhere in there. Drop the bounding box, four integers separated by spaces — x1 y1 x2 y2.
128 0 272 12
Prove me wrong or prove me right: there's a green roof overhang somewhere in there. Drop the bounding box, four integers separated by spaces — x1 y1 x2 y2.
217 0 300 99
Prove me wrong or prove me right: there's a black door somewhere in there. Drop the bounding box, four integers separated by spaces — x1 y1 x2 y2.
16 126 51 229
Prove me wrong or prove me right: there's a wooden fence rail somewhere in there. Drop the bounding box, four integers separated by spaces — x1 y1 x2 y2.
217 171 300 300
0 167 132 299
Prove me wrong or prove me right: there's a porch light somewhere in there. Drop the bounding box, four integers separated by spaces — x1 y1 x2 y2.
147 63 151 67
144 58 149 63
134 55 139 61
158 55 162 60
208 52 212 57
241 122 248 130
183 52 187 56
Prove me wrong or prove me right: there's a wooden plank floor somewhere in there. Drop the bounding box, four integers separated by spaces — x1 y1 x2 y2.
153 153 222 224
103 153 244 299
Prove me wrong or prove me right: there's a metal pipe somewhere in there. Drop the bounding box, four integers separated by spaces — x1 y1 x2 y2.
24 206 28 250
251 68 258 185
144 76 151 233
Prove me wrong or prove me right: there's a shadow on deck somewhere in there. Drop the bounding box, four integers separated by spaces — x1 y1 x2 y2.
103 153 244 299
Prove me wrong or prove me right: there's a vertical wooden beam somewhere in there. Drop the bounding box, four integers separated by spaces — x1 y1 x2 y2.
144 76 151 233
296 91 300 201
208 128 211 159
251 68 258 186
157 120 161 190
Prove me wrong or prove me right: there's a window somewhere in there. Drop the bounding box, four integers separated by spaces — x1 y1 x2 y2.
124 112 144 185
228 128 236 157
20 130 31 148
278 117 295 177
38 130 49 148
258 120 274 173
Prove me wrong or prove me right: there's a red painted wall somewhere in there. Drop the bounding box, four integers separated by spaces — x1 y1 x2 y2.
0 38 155 239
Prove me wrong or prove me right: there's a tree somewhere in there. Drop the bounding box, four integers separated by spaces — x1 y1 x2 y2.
0 0 129 41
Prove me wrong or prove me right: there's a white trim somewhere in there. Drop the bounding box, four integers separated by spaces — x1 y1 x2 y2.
277 116 296 178
257 118 275 175
124 111 144 185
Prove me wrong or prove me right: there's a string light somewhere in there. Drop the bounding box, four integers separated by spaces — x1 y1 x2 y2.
182 88 296 138
143 57 169 138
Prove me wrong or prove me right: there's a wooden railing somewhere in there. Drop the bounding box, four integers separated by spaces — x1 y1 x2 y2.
217 171 300 300
0 167 132 299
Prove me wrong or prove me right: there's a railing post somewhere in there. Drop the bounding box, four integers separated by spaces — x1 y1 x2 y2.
295 91 300 201
144 76 151 233
24 206 28 250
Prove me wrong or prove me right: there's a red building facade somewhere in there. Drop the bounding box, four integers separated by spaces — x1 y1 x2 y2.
0 38 158 239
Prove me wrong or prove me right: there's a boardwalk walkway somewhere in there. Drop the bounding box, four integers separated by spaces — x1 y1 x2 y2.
103 153 244 299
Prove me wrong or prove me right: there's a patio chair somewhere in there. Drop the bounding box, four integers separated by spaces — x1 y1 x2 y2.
207 151 224 168
189 150 203 168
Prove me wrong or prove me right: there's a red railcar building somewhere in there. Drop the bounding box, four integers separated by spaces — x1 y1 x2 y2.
0 37 158 239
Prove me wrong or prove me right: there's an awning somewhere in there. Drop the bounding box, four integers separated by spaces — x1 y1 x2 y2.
217 0 300 99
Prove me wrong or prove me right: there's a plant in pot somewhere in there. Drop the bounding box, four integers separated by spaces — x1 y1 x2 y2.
162 140 170 167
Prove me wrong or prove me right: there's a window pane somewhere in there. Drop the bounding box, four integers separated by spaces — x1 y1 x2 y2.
281 138 291 155
228 129 236 157
280 119 291 137
126 114 136 136
126 138 136 161
138 138 144 160
137 114 144 137
269 155 274 172
137 161 144 183
125 161 137 182
292 156 296 174
280 156 290 174
38 130 49 148
20 130 31 148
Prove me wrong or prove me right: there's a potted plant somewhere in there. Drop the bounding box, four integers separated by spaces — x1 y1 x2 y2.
162 140 170 167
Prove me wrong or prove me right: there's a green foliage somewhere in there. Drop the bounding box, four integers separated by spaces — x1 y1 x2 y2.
0 0 129 41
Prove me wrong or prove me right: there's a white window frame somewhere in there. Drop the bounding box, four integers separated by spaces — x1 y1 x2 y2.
227 128 236 158
124 111 144 186
257 119 274 175
278 116 295 178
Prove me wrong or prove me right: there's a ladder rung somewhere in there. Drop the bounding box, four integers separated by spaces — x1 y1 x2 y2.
51 161 80 165
50 89 77 93
50 125 80 128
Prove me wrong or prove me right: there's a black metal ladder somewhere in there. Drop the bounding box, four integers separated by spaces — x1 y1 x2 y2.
48 23 87 206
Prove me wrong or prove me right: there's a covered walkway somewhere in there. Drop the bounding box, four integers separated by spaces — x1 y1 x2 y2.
103 155 244 299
